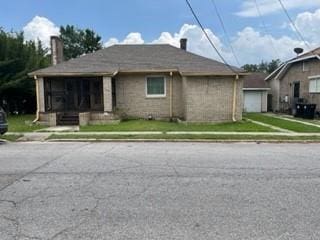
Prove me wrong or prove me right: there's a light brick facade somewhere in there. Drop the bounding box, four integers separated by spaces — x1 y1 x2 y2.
269 59 320 112
182 76 243 122
37 72 243 124
115 73 183 119
115 73 243 122
103 76 112 112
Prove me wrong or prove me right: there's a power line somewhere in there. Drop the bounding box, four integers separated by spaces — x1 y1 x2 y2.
209 0 241 67
253 0 280 60
277 0 311 50
185 0 238 74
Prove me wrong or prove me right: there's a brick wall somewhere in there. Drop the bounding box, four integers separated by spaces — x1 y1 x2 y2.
279 59 320 112
115 73 183 119
183 76 243 122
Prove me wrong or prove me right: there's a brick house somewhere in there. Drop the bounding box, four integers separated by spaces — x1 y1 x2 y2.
266 48 320 114
29 37 245 126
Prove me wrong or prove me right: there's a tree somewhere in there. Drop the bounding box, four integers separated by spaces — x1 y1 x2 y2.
242 59 281 74
60 25 102 60
242 64 258 73
0 29 50 114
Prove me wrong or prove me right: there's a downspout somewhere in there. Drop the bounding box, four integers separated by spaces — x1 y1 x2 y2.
33 76 40 123
169 72 173 121
232 74 239 122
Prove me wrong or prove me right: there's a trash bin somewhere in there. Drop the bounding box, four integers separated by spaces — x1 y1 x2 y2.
295 104 316 119
304 104 316 119
295 104 304 118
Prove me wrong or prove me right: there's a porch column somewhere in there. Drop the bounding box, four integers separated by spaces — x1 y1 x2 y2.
103 76 112 112
37 77 45 112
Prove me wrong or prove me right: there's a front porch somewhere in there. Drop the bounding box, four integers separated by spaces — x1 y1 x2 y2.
36 76 118 126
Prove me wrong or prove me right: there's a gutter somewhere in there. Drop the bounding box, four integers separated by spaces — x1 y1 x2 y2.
33 76 40 123
232 74 239 122
169 72 173 120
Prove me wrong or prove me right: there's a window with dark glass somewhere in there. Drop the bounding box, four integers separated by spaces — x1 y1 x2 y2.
146 77 165 96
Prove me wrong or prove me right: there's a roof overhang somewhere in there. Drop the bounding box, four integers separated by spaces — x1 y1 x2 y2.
265 55 320 81
28 72 116 78
29 69 249 78
180 72 248 77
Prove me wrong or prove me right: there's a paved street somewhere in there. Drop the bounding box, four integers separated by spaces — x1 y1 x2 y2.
0 142 320 240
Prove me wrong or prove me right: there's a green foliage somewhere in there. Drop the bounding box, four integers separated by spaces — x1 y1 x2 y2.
60 25 102 60
0 29 50 113
242 59 281 74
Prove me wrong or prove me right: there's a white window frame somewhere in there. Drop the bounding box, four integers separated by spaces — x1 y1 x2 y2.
308 75 320 93
145 75 166 98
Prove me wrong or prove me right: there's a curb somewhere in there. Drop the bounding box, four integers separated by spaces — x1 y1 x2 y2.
45 138 320 144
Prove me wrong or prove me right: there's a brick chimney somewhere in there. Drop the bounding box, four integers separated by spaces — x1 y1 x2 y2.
50 36 64 65
180 38 187 51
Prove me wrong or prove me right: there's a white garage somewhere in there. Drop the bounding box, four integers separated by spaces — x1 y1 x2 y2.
243 73 269 113
244 91 264 112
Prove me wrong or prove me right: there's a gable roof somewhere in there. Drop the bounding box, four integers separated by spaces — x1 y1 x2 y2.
266 47 320 81
243 72 269 89
29 44 244 77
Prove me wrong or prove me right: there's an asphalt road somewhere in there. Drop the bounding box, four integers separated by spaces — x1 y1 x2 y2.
0 142 320 240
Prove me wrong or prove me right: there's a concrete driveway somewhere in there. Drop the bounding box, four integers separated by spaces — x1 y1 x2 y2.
0 142 320 240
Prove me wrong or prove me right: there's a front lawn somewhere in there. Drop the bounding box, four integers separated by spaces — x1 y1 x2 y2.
7 114 45 132
80 119 274 132
245 113 320 132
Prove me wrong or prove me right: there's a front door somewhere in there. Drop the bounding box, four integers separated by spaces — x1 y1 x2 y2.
292 81 300 108
65 79 79 111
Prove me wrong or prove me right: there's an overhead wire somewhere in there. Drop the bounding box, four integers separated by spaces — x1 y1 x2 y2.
185 0 238 74
277 0 311 50
209 0 241 67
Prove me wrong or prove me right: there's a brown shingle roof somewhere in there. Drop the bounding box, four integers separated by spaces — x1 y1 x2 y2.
243 72 269 89
30 44 244 76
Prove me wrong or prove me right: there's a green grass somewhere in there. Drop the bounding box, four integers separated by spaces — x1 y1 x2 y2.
47 134 320 142
80 119 274 132
7 114 45 132
281 116 320 125
244 113 320 132
0 134 22 141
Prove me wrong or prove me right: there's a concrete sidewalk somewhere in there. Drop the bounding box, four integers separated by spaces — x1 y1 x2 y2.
5 131 320 142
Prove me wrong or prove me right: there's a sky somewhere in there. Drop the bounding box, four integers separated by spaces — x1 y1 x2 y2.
1 0 320 66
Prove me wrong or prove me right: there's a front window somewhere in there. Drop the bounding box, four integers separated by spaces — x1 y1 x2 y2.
146 76 166 97
309 77 320 93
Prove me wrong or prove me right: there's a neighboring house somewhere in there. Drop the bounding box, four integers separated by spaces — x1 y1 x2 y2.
243 73 269 112
266 47 320 113
29 37 245 126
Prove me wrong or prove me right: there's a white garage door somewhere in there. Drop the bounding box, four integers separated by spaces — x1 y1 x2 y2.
244 91 262 112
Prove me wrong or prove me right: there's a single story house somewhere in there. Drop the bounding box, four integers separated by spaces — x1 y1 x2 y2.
243 73 269 112
29 37 245 126
266 47 320 113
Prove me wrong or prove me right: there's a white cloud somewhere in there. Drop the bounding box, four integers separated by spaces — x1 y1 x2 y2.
152 24 229 62
103 32 144 47
294 9 320 43
22 12 320 66
23 16 60 48
236 0 320 17
231 27 304 63
104 23 306 65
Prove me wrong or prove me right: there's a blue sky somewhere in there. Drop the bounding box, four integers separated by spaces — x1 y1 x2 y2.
2 0 320 65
